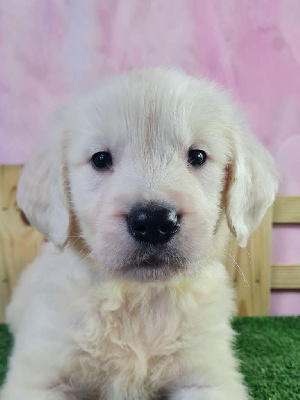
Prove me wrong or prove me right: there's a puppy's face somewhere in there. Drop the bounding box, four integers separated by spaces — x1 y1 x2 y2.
17 69 278 281
66 72 233 280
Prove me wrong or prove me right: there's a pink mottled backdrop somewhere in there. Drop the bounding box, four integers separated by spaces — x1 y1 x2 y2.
0 0 299 315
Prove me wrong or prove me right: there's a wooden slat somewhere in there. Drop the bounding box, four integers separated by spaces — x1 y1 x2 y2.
271 264 300 289
226 206 273 316
0 165 44 322
273 196 300 224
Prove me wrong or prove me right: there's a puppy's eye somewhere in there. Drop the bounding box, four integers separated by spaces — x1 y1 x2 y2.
91 152 113 170
188 150 207 167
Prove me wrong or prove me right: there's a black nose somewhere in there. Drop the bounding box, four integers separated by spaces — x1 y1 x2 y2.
126 203 180 245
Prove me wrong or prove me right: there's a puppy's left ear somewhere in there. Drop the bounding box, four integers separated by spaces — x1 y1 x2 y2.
225 125 278 247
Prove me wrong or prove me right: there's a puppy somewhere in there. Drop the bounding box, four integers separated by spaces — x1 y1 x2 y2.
1 69 277 400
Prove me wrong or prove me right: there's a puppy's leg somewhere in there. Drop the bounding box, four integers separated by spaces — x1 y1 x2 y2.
1 323 76 400
169 382 248 400
0 346 76 400
0 364 75 400
166 347 249 400
0 386 71 400
168 372 249 400
5 263 37 335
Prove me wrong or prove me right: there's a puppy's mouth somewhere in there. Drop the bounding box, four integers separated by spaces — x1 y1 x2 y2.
132 255 168 269
118 247 186 281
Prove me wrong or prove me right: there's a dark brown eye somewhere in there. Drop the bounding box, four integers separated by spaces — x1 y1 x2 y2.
188 150 207 167
91 152 112 170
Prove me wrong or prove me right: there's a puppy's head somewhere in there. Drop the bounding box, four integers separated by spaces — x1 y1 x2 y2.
17 69 278 281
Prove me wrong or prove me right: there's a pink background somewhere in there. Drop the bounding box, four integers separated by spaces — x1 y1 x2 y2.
1 0 299 315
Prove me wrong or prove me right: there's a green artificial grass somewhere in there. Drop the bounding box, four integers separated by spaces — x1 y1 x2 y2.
232 317 300 400
0 324 13 387
0 317 299 399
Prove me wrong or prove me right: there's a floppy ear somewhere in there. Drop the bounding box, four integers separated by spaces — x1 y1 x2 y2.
17 117 69 247
225 126 278 247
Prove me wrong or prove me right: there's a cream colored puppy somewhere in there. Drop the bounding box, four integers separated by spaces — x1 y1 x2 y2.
1 69 277 400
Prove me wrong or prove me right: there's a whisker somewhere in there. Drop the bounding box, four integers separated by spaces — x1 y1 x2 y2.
224 249 250 289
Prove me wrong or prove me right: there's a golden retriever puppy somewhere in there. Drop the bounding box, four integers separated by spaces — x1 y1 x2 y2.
1 69 277 400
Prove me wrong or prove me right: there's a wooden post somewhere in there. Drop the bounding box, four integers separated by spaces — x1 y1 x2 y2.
226 207 273 316
0 165 44 322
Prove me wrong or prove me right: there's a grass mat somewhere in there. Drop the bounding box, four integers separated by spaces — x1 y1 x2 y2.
0 317 299 399
232 317 300 399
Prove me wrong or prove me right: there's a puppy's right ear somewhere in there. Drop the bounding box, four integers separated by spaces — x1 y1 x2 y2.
17 116 69 247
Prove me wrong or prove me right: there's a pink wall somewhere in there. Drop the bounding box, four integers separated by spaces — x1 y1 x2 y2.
1 0 299 315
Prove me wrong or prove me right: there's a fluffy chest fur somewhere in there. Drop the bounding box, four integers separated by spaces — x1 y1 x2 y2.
61 264 235 399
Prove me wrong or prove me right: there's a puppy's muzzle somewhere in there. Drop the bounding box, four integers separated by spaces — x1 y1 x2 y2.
126 203 180 245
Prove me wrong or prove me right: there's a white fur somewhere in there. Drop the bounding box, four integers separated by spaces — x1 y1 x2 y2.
1 69 278 400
